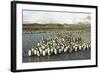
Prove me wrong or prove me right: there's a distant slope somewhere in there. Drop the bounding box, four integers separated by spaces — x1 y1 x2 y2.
23 23 91 31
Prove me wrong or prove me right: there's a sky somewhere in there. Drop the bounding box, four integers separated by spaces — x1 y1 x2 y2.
23 10 91 24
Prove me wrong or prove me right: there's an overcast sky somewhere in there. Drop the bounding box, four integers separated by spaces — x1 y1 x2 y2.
23 10 91 24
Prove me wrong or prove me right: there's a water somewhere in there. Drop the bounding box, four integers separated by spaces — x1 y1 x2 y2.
22 31 91 63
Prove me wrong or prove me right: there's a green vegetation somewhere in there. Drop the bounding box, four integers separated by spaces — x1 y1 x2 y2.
23 23 91 31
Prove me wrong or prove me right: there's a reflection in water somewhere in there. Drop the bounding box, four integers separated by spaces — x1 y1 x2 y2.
23 49 90 63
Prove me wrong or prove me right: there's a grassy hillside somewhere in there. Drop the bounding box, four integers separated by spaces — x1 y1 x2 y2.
23 23 91 31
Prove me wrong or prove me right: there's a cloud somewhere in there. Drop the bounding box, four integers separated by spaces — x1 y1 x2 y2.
23 10 91 24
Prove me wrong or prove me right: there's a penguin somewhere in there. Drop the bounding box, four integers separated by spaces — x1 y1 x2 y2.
28 49 32 56
69 48 73 53
64 46 69 52
33 49 37 55
78 45 82 50
42 50 46 56
82 43 87 50
54 49 57 55
36 50 40 56
74 46 78 52
47 47 50 56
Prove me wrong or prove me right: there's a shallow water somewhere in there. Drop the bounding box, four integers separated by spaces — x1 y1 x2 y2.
22 31 91 63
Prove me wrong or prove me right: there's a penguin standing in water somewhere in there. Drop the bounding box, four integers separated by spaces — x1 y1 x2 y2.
33 49 37 55
64 46 68 52
36 50 40 56
86 43 91 50
88 44 91 50
38 47 42 54
82 43 87 50
64 46 69 52
78 45 82 50
73 44 78 52
58 48 62 53
74 46 78 52
50 48 53 54
28 49 32 56
31 48 35 56
69 48 72 53
42 50 46 56
54 48 57 55
69 45 73 53
27 34 91 57
47 47 51 56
